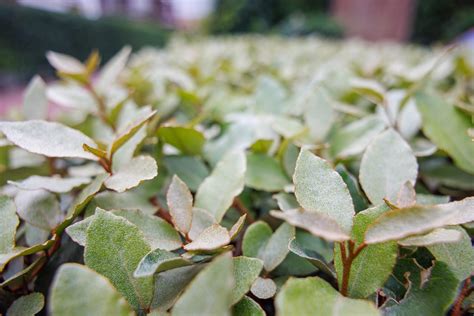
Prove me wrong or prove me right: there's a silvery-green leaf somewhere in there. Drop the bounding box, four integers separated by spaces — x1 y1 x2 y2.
360 129 418 204
46 51 85 74
23 76 47 120
112 126 146 171
9 175 90 193
288 238 335 278
184 224 230 252
25 223 49 246
273 193 299 211
245 153 290 192
242 221 272 259
15 189 62 230
158 126 206 156
0 120 98 160
398 228 462 247
91 190 155 215
260 223 294 272
0 195 19 253
195 150 246 221
163 155 209 191
364 197 474 244
303 88 334 142
416 194 450 205
271 209 349 241
335 165 368 212
232 296 265 316
47 83 96 112
84 210 153 310
421 163 474 191
329 116 386 159
334 204 397 298
416 92 474 174
172 253 234 316
105 155 157 192
410 138 437 157
293 150 354 233
188 208 217 241
250 277 277 299
396 181 416 208
167 175 193 235
6 292 44 316
66 216 94 246
50 263 133 316
97 46 131 92
134 248 192 278
427 227 474 281
254 75 287 114
231 256 264 304
229 215 246 240
351 77 386 104
109 108 156 156
276 277 380 316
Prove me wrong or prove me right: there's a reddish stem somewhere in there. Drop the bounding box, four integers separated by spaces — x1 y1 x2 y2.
340 241 368 296
452 278 472 316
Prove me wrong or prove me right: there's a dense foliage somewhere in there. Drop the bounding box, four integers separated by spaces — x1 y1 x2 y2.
0 36 473 315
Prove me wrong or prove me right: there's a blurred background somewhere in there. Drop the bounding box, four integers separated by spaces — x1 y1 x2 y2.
0 0 473 111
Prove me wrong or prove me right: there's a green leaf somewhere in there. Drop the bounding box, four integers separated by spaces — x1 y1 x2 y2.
134 248 192 278
0 195 19 253
335 165 368 212
167 175 193 235
427 227 474 281
109 108 156 156
245 153 290 192
416 92 474 174
251 277 277 299
293 150 354 233
172 253 234 316
104 155 157 192
273 192 299 212
231 256 264 304
50 263 133 316
188 208 218 240
232 296 265 316
84 210 153 310
398 228 462 247
184 224 230 252
384 261 458 316
15 189 62 230
163 155 209 191
97 46 131 92
46 51 85 74
242 221 272 259
229 214 246 240
334 204 397 298
6 292 44 316
276 277 380 316
0 121 98 160
303 88 335 142
288 238 335 277
364 197 474 244
195 150 246 221
65 216 94 246
158 126 206 155
9 175 90 193
23 76 47 120
359 129 418 204
351 78 386 104
271 209 350 242
329 116 386 159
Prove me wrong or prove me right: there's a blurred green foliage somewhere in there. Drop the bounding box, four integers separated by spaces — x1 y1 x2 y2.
0 4 170 79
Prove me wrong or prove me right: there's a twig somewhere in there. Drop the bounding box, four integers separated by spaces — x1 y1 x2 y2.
340 241 368 296
232 198 255 223
452 278 472 316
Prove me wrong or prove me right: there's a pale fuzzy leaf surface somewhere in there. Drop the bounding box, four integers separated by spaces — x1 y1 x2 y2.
167 175 193 235
195 150 246 221
261 223 294 272
231 256 264 304
427 226 474 281
330 115 386 159
293 150 354 233
172 253 234 316
416 92 474 174
359 129 418 204
9 176 90 193
46 51 85 74
350 77 386 104
97 46 131 92
364 197 474 244
15 189 62 230
158 126 206 156
7 292 44 316
273 192 299 212
271 209 350 242
104 155 157 192
245 153 290 192
251 277 277 299
398 228 462 247
232 296 265 316
303 88 335 142
288 237 335 277
188 208 217 241
134 248 192 278
0 120 98 160
50 263 133 316
184 224 230 251
84 210 153 310
25 223 49 246
229 214 246 240
276 277 380 316
23 75 47 120
65 173 108 218
334 204 397 298
396 181 417 208
65 215 94 246
0 196 19 253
